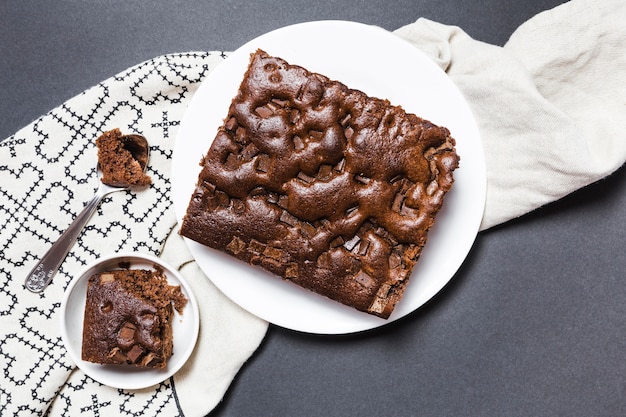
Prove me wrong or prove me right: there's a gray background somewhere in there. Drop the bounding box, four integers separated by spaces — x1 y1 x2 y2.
2 1 624 416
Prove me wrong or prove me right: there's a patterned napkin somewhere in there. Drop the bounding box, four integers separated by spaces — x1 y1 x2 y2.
1 0 624 415
0 52 268 416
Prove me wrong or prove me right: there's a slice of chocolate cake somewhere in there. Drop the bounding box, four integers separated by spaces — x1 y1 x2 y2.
81 269 187 368
180 49 459 318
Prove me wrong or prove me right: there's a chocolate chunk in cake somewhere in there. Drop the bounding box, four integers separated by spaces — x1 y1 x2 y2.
96 128 151 187
81 268 187 368
180 49 459 319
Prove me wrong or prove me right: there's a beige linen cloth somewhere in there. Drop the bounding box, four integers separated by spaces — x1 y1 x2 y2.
1 0 624 415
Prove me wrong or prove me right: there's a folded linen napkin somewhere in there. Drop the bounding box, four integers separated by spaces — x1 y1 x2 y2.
396 0 626 230
1 0 624 415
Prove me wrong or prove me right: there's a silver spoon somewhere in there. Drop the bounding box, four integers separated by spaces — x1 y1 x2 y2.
24 134 150 293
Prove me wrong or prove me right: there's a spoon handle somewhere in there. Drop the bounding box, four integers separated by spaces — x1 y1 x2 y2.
24 190 106 293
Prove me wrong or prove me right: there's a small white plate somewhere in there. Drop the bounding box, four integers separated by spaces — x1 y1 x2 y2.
172 20 486 334
60 252 199 390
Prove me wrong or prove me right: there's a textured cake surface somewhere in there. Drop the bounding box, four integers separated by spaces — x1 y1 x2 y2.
180 49 459 318
81 268 187 368
96 128 151 187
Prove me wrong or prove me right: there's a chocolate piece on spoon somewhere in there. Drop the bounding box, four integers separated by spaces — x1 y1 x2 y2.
96 129 151 187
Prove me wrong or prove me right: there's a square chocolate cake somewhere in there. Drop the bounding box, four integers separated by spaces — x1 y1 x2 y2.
81 268 187 368
180 49 459 318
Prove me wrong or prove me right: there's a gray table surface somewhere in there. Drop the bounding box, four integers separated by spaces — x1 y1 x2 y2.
2 1 624 416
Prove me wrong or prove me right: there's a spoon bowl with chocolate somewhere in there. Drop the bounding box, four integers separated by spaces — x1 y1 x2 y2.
24 129 151 293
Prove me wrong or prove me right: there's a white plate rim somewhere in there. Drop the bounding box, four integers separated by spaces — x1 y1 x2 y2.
60 252 200 390
171 20 486 334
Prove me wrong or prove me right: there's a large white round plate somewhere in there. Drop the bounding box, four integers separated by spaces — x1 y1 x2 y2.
60 252 200 390
172 20 485 334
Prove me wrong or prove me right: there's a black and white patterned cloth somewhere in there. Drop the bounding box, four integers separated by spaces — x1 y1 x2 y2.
1 51 268 417
2 1 625 415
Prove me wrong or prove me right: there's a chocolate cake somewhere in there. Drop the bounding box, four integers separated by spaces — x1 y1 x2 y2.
81 268 187 368
180 49 459 318
96 128 151 187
